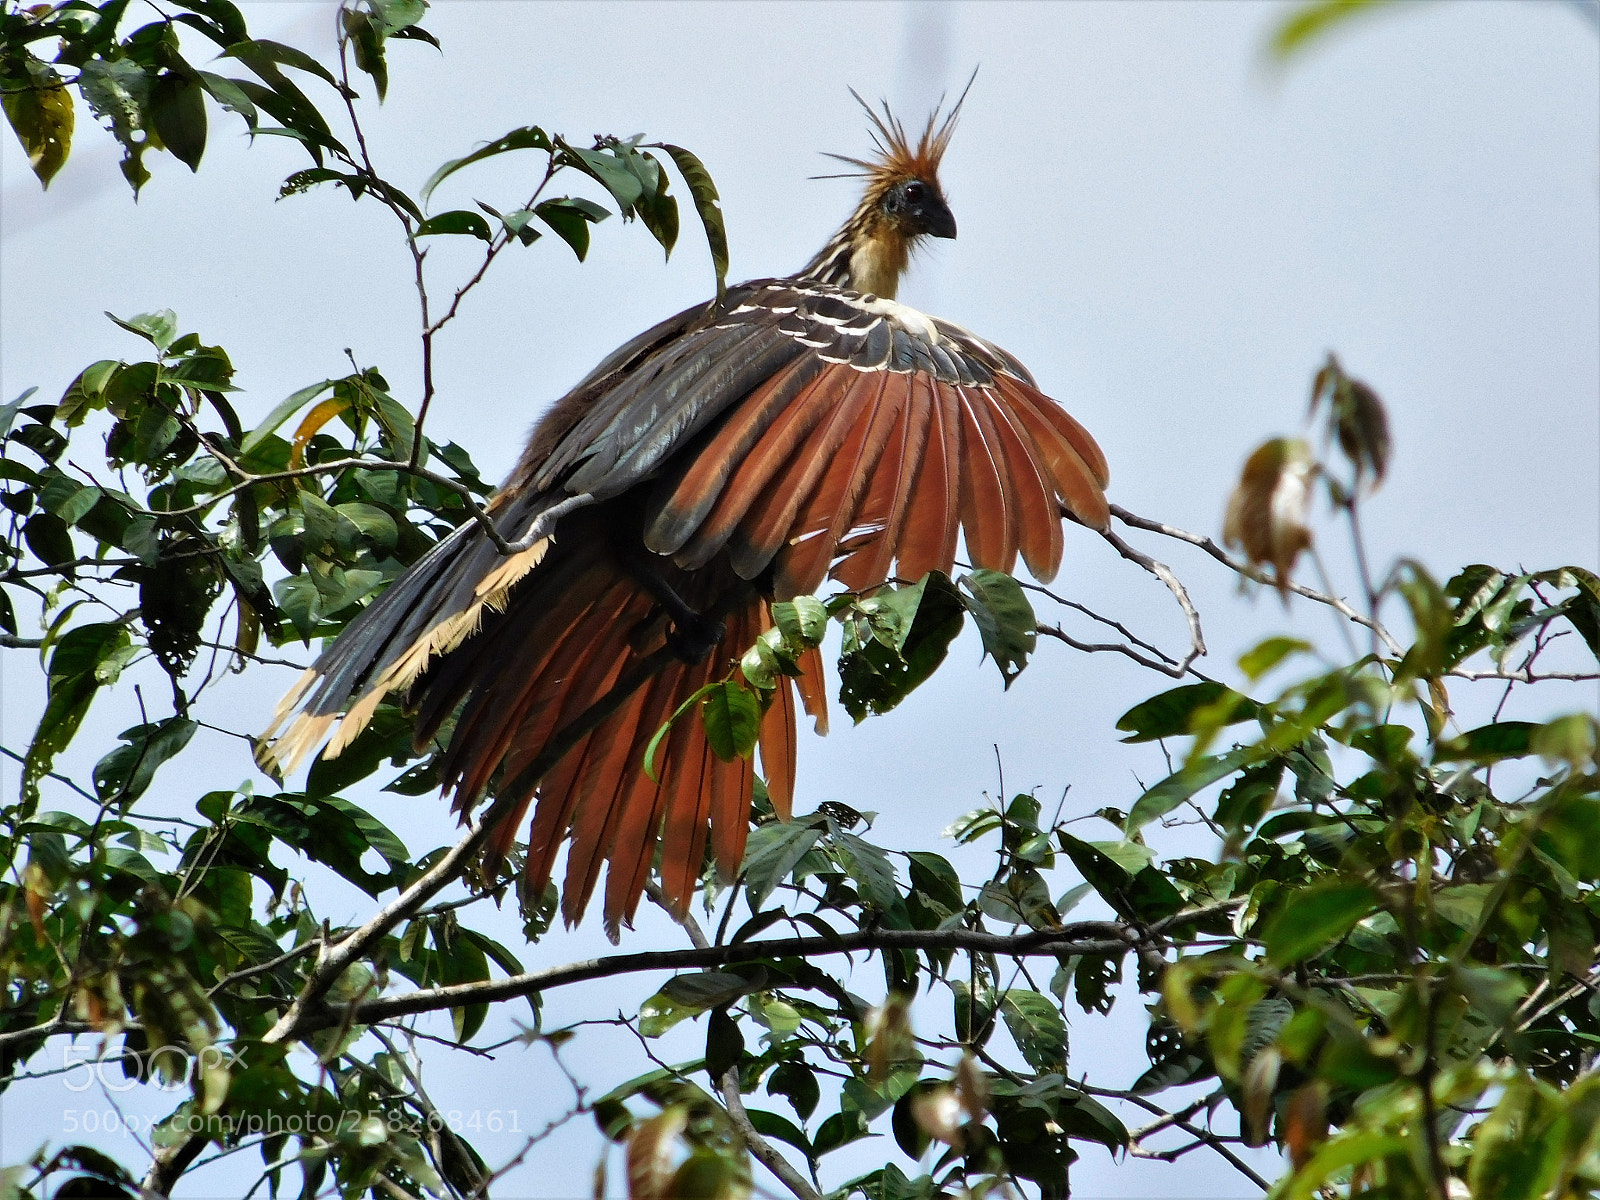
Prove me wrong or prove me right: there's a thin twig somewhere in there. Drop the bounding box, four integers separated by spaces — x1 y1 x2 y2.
1110 502 1404 656
645 884 823 1200
1096 522 1208 676
1080 1081 1270 1191
206 941 320 999
371 1027 481 1200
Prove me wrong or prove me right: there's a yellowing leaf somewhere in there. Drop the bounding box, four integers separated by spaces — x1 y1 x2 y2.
2 66 74 188
290 394 353 467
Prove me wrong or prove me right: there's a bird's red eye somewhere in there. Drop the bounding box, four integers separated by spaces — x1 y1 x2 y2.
903 181 925 203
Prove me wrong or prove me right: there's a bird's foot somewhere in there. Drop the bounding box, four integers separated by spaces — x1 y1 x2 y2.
666 612 726 664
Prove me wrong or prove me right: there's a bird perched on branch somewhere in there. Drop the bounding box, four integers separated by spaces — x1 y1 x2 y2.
260 90 1110 939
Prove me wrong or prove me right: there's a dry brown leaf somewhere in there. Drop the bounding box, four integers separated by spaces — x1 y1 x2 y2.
625 1106 687 1200
1224 437 1317 596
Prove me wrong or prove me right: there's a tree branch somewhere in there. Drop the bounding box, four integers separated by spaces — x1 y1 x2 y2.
1098 521 1208 675
1110 502 1404 656
1082 1081 1270 1192
306 902 1241 1033
645 884 824 1200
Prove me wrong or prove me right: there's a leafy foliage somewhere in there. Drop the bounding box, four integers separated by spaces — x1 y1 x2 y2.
3 5 1597 1200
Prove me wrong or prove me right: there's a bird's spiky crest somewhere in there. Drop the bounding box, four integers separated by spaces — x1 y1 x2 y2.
815 68 977 187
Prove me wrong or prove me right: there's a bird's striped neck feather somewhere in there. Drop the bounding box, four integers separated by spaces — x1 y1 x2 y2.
798 203 912 299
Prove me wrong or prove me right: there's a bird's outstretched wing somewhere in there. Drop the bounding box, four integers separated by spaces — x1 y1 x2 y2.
260 279 1108 936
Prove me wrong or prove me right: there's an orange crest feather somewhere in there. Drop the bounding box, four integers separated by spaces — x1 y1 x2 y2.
820 68 978 191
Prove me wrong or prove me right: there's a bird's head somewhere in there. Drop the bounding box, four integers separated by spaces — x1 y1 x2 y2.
872 173 957 242
805 76 973 299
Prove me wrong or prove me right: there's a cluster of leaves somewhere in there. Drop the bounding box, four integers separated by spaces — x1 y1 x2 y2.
1 0 431 193
0 3 739 1196
5 3 1597 1200
1127 580 1600 1199
646 569 1039 778
596 792 1129 1200
2 308 490 803
587 551 1600 1200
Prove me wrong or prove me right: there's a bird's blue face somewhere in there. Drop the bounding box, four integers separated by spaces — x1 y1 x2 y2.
883 177 957 240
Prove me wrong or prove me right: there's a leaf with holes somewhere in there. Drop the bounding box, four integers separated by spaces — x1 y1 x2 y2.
1001 990 1067 1072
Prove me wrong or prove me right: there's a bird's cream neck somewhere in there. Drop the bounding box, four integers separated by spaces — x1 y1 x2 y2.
847 229 911 299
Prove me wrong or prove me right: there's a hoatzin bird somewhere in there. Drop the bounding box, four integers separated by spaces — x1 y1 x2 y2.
260 93 1111 939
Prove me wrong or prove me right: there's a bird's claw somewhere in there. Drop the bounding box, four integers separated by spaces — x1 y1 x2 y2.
666 613 725 664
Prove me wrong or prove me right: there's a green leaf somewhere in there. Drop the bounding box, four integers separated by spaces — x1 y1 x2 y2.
906 851 963 911
22 623 130 809
639 971 759 1037
1125 745 1258 832
106 309 180 354
415 209 493 242
241 380 333 453
837 572 965 722
92 718 198 805
334 502 397 552
438 931 490 1043
772 596 828 646
767 1060 820 1121
1057 1091 1130 1151
1261 881 1379 964
643 681 718 782
657 143 730 301
958 569 1036 687
563 145 643 207
1237 635 1311 680
1436 722 1537 763
1001 990 1068 1071
536 196 609 261
0 387 36 438
196 71 258 126
223 38 344 92
1393 558 1453 679
1468 1078 1561 1200
78 58 154 194
492 206 541 246
22 512 75 575
1125 865 1185 922
342 7 389 102
701 681 761 762
835 831 903 919
634 152 679 259
420 125 551 205
1116 681 1257 743
705 1007 743 1080
1545 565 1600 663
274 573 321 642
150 71 207 171
1074 952 1123 1015
1057 833 1137 920
1215 759 1283 834
742 821 821 910
40 476 97 527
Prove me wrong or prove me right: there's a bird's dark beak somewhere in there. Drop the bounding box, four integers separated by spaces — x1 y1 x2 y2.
923 195 957 240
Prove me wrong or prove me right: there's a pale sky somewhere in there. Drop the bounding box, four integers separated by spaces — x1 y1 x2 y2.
2 3 1597 1196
